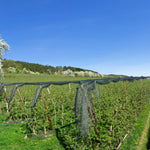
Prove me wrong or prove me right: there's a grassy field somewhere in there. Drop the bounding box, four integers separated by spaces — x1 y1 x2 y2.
1 73 150 149
3 73 98 82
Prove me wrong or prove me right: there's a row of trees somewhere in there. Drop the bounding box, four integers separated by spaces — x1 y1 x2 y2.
2 59 98 75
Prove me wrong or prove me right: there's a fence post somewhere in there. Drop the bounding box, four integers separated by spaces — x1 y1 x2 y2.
16 88 28 119
69 83 73 123
3 86 9 113
47 86 57 128
41 90 54 130
17 88 25 109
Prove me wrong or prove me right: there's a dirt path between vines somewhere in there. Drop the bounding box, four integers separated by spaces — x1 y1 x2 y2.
137 112 150 150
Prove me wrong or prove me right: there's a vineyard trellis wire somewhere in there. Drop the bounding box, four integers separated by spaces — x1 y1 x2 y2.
0 76 150 149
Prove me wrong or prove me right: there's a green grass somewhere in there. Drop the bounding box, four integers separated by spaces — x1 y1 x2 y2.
3 73 99 83
0 113 65 150
120 104 150 150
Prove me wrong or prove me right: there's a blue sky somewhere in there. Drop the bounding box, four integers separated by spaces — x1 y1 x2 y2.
1 0 150 76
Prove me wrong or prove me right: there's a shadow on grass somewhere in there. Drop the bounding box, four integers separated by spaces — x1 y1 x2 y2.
146 127 150 149
56 128 69 150
55 122 76 150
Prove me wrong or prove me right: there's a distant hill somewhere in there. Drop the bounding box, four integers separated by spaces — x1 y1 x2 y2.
103 74 128 78
2 59 99 75
2 59 128 78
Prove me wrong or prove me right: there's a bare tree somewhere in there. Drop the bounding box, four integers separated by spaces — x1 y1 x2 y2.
0 38 9 83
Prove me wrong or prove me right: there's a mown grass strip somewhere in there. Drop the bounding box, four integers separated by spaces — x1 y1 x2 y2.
137 110 150 150
120 104 150 150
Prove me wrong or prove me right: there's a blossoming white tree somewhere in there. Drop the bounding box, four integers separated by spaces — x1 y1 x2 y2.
0 38 9 83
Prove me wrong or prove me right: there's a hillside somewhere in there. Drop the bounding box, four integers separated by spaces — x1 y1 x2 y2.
104 74 128 78
2 59 101 76
2 59 128 78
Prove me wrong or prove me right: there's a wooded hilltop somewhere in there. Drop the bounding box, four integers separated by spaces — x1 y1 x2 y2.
2 59 102 77
2 59 127 78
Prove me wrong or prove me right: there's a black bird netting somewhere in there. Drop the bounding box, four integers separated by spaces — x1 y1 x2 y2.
0 76 150 149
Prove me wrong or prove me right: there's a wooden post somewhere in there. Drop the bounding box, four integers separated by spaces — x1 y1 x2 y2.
3 87 9 113
69 83 71 100
3 87 8 103
69 83 72 123
17 88 25 109
3 86 13 121
16 88 28 119
88 103 100 139
47 86 57 128
41 90 54 130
